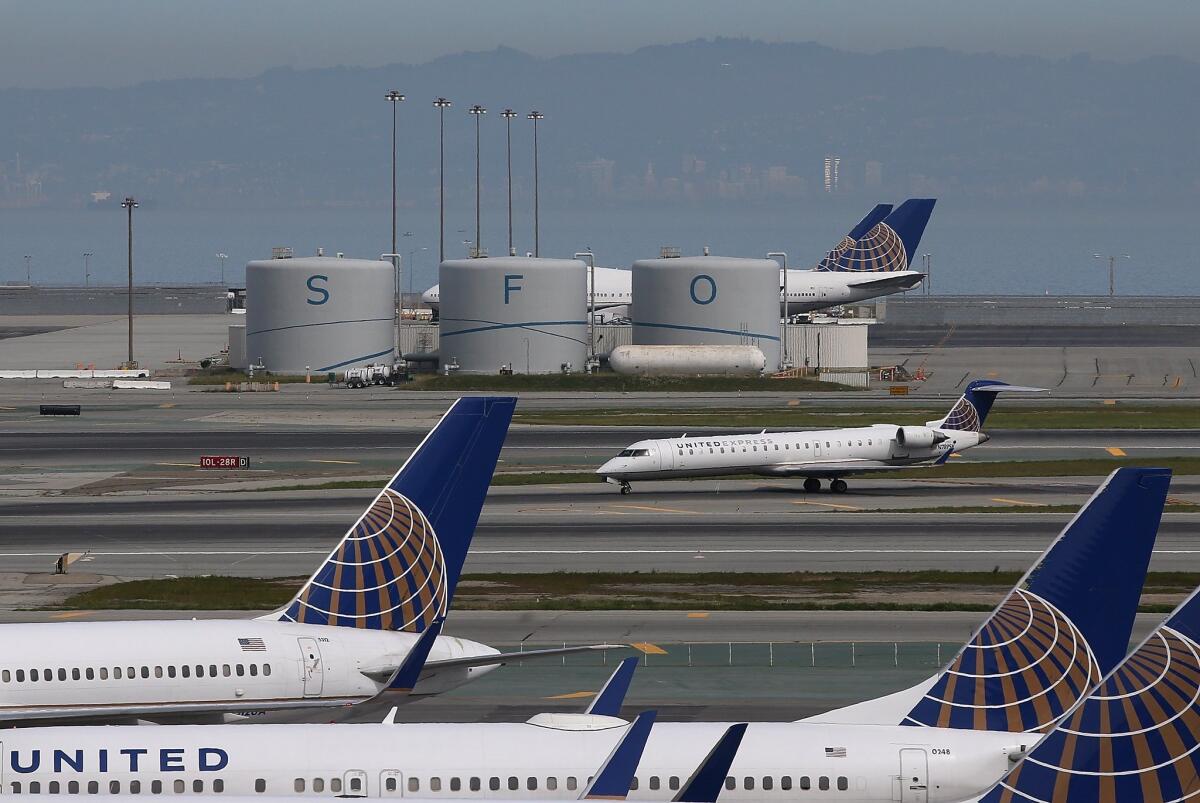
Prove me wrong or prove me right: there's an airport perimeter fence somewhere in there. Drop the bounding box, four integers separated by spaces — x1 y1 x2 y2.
513 642 954 671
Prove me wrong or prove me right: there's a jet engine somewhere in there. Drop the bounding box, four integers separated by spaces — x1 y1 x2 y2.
894 426 946 449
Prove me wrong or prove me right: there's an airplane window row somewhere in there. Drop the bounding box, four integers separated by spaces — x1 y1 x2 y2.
398 774 852 794
1 663 272 684
11 778 226 794
294 777 348 793
678 439 873 456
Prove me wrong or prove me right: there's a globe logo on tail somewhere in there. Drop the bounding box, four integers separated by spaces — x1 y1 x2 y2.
904 588 1100 733
941 397 982 432
816 221 908 272
281 489 448 632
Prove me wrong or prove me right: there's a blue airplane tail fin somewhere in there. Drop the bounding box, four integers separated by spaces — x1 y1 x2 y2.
270 396 516 632
818 198 935 272
902 468 1169 733
582 711 657 800
814 203 893 271
980 571 1200 801
931 379 1044 431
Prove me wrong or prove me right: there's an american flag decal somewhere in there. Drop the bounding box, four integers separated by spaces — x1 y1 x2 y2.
237 637 266 651
824 747 847 758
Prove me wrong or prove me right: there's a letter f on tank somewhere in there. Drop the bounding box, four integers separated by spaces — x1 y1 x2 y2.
503 274 523 304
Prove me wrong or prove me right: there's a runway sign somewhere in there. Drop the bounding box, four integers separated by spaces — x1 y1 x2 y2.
200 455 250 469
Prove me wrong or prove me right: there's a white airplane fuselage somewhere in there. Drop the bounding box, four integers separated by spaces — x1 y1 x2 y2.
0 719 1027 802
596 425 985 483
421 268 923 316
0 619 497 724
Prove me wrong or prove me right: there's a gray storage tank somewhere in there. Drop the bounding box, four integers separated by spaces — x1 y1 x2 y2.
439 257 586 373
632 255 781 370
246 254 393 374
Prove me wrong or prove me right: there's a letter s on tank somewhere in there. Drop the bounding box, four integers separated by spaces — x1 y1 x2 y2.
306 274 330 305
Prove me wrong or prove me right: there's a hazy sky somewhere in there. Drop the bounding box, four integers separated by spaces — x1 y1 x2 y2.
4 0 1197 89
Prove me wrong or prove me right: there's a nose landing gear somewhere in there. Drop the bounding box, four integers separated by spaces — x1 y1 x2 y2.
619 481 632 495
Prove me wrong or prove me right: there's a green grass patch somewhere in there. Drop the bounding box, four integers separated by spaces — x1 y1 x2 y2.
514 404 1200 429
51 571 1198 613
187 369 319 385
251 472 599 493
398 374 854 392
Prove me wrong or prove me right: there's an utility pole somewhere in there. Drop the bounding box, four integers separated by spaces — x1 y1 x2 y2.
501 109 517 256
468 105 486 256
385 90 405 268
528 111 544 257
432 98 452 264
121 197 138 367
1094 253 1131 297
768 251 789 370
83 252 93 287
23 255 31 285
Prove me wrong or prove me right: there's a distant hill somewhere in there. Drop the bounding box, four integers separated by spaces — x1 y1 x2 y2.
1 39 1196 209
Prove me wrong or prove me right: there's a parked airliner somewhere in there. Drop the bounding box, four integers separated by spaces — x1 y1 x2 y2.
597 380 1043 494
0 397 608 726
421 199 935 322
0 469 1167 803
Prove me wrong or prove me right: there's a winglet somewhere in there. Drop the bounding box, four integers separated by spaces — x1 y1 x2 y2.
386 616 446 693
580 711 657 800
586 657 640 716
673 724 748 803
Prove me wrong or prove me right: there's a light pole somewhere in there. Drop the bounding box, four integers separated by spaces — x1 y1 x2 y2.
527 111 544 257
216 252 228 286
768 251 789 369
23 255 31 285
432 97 452 264
83 252 93 287
121 197 138 367
382 252 402 362
407 246 427 300
468 105 486 257
922 253 932 295
501 109 517 256
385 90 405 267
1094 253 1131 297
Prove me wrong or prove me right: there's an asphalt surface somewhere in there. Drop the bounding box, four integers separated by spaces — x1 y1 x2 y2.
871 324 1200 348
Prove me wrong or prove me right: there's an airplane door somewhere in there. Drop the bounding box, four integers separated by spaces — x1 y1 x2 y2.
657 442 674 471
297 637 324 696
379 770 403 797
343 770 368 798
814 441 822 458
899 749 929 803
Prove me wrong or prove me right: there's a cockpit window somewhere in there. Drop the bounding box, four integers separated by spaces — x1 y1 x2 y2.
617 449 651 457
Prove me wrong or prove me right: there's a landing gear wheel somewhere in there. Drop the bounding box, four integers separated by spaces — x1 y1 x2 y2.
619 482 632 495
830 478 848 494
803 477 821 493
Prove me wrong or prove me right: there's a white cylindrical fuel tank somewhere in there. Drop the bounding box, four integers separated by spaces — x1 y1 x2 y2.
632 256 781 370
438 257 586 374
245 255 393 374
608 345 766 376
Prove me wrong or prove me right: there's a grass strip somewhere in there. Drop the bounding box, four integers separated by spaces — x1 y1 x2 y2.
514 405 1200 429
49 571 1199 613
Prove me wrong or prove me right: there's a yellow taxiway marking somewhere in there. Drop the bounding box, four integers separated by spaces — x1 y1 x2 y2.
308 459 360 465
610 504 693 515
544 691 596 700
790 500 863 511
155 462 197 468
991 497 1044 507
687 612 710 619
949 452 964 458
51 611 93 620
986 371 1000 378
158 403 176 409
1106 447 1127 457
630 642 668 655
1103 399 1117 405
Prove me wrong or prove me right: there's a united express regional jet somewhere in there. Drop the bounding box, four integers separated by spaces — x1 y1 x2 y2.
0 469 1168 802
597 380 1043 494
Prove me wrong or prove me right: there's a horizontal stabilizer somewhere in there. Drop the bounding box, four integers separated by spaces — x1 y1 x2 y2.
845 272 925 290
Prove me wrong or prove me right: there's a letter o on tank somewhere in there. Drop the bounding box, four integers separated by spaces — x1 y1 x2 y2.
689 274 717 305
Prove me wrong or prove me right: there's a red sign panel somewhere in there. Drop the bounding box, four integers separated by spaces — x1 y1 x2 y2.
200 455 249 469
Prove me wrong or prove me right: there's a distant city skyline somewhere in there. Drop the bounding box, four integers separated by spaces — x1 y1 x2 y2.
4 0 1198 89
